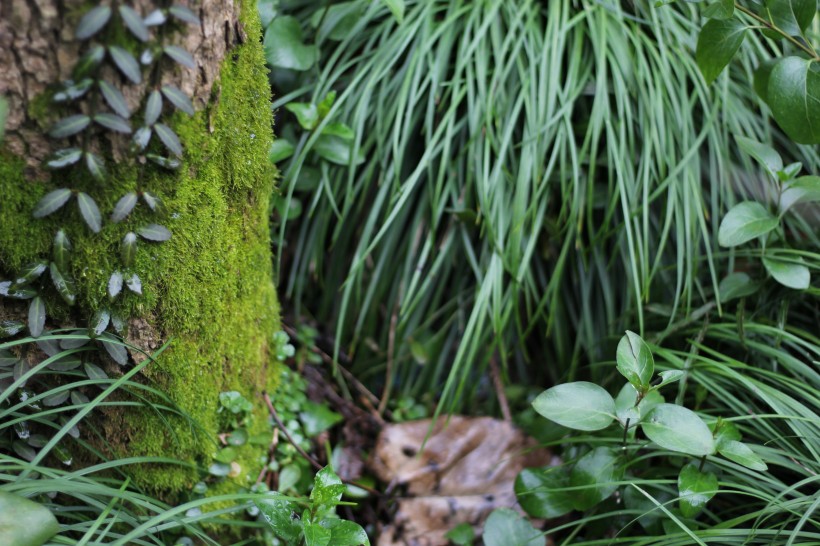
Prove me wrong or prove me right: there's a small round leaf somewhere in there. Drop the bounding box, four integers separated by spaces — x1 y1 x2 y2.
532 382 615 431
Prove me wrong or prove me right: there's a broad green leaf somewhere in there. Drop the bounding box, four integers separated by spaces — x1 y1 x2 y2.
321 519 370 546
258 0 276 27
314 134 364 165
718 272 761 302
762 256 810 289
154 123 183 157
300 401 343 437
642 404 715 456
89 308 110 338
28 296 45 337
73 46 106 78
215 446 237 464
119 5 149 42
654 370 685 389
227 428 249 446
532 381 615 431
138 223 172 241
678 464 719 518
711 419 742 448
112 192 138 222
169 5 201 24
164 46 196 69
0 491 59 546
735 136 783 175
718 440 768 470
108 271 123 299
270 139 295 163
50 262 76 306
94 113 131 133
754 59 777 103
16 261 47 285
623 484 666 534
126 273 142 294
100 333 128 365
77 192 102 233
285 102 319 130
570 447 622 510
768 57 820 144
304 520 332 546
616 330 654 390
765 0 817 36
75 5 112 39
310 466 346 506
33 188 73 218
161 85 195 115
781 175 820 212
483 508 545 546
718 202 778 247
49 114 91 138
614 383 641 425
53 229 71 271
696 18 746 84
0 320 25 338
703 0 734 18
109 46 142 84
778 161 803 181
514 466 574 519
444 523 474 546
322 122 355 140
121 232 137 267
47 148 83 169
208 462 231 476
381 0 405 23
145 90 163 125
256 493 303 543
264 16 317 71
85 152 106 181
311 4 363 41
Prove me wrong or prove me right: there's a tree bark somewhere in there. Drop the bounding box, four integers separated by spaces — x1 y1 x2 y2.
0 0 279 493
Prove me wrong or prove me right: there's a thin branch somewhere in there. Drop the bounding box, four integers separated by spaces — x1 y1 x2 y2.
735 3 819 60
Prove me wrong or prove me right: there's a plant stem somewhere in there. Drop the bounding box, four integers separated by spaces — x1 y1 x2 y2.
699 455 707 472
734 3 820 61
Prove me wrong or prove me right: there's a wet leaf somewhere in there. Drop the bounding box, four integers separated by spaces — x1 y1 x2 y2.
108 271 123 299
49 262 76 306
256 493 303 543
0 320 25 338
89 308 111 338
678 464 718 518
126 273 142 295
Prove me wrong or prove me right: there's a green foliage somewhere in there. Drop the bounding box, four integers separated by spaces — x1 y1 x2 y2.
0 491 59 546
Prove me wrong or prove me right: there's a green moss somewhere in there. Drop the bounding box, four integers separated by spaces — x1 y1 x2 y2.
0 0 280 495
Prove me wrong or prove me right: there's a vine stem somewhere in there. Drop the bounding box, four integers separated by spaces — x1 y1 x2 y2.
734 3 820 61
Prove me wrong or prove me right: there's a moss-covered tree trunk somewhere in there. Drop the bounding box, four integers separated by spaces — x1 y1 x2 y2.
0 0 279 493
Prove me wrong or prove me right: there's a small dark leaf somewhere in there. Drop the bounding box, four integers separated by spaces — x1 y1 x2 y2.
15 262 48 285
111 313 126 334
37 338 61 357
112 192 138 222
140 48 155 65
53 79 94 102
84 362 108 381
144 90 163 125
77 192 102 233
161 85 195 115
89 308 111 338
28 296 45 337
73 46 106 78
75 5 112 40
143 9 167 26
49 115 91 138
43 390 70 407
126 273 142 294
94 113 132 133
138 223 171 242
46 148 83 169
132 126 152 150
33 188 73 218
146 154 180 170
71 391 89 405
12 440 36 462
98 80 131 118
169 5 200 24
163 45 196 69
121 232 137 267
696 18 746 85
85 152 106 181
109 46 142 84
53 229 72 271
0 320 25 338
142 191 162 211
119 6 149 42
49 262 76 306
101 335 128 365
108 271 123 299
154 123 183 156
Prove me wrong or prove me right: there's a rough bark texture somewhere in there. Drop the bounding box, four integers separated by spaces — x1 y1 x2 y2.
0 0 280 494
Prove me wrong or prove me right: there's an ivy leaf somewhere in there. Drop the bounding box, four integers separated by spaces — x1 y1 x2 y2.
89 308 110 338
515 467 574 519
718 272 761 303
47 148 83 169
112 192 138 222
678 464 719 518
161 85 195 115
483 508 545 546
100 334 128 365
94 113 131 133
98 80 131 118
0 320 25 338
121 232 137 267
33 188 73 218
703 0 734 19
616 330 654 391
126 273 142 295
144 90 163 125
270 140 295 163
762 256 810 289
50 262 76 306
137 224 171 242
718 202 778 247
143 9 167 26
696 18 746 85
768 56 820 144
285 102 319 130
85 152 106 182
263 16 318 71
735 136 783 176
119 6 149 42
77 192 102 233
49 114 91 138
154 123 183 157
569 447 622 511
146 154 180 170
142 191 162 212
109 46 142 84
73 45 106 78
642 404 716 456
53 229 72 271
108 271 123 300
75 5 112 40
169 5 201 25
15 262 48 285
717 440 768 471
132 126 152 151
163 45 195 69
532 382 615 431
28 297 45 338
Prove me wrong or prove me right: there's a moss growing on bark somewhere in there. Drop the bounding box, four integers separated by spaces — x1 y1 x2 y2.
0 0 279 494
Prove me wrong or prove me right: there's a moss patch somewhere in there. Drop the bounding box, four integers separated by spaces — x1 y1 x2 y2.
0 0 280 495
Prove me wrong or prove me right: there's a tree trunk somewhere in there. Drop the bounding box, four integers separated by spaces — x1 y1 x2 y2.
0 0 279 493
